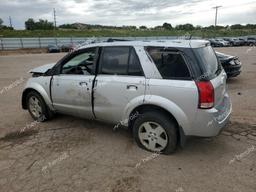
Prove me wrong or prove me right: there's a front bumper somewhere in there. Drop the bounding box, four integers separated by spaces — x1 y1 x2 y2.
190 94 232 137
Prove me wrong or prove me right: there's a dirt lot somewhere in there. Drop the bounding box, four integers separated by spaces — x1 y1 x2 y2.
0 47 255 192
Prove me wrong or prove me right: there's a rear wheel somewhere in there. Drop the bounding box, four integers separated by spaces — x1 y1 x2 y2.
133 111 177 154
26 91 53 121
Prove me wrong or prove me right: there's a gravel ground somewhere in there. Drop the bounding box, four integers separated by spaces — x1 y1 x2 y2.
0 47 255 192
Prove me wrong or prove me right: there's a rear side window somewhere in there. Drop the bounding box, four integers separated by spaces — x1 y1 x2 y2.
99 46 143 76
128 48 143 76
146 47 191 79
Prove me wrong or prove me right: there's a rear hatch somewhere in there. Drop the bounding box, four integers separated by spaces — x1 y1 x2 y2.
193 45 226 107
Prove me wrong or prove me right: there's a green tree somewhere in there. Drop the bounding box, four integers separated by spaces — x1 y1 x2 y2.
139 26 147 30
245 24 256 29
0 18 13 30
230 24 243 29
36 19 54 30
25 18 54 30
25 18 35 30
195 25 202 30
176 23 194 30
0 18 3 26
163 22 173 30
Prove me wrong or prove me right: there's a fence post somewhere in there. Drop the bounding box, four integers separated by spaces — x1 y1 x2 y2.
20 38 24 48
55 37 58 46
0 38 3 50
70 37 73 44
38 37 41 48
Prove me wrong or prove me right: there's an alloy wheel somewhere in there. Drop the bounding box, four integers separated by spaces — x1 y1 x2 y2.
28 96 42 119
138 121 168 152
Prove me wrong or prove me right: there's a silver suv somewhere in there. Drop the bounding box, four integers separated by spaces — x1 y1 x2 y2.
22 40 232 154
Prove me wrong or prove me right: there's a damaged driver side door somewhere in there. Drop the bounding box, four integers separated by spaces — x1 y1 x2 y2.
51 47 97 119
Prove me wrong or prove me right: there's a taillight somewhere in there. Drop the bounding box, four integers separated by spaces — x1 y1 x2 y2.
196 81 214 109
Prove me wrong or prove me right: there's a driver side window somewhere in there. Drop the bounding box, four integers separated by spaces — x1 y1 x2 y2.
61 48 96 75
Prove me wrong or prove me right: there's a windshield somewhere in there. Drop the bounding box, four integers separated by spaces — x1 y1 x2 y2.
193 45 221 80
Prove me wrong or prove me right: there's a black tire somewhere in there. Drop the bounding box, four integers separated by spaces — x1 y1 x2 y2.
133 111 177 154
26 91 53 122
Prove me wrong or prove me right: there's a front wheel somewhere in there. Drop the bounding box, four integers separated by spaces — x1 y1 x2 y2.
26 91 52 121
133 111 177 154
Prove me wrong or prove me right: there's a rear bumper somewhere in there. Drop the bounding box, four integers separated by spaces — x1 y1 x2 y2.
189 94 232 137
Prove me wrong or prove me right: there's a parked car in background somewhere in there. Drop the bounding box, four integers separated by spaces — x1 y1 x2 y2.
223 38 240 46
216 51 241 78
215 39 230 47
238 38 246 46
246 37 256 46
60 43 75 52
209 39 222 47
21 40 231 154
47 44 60 53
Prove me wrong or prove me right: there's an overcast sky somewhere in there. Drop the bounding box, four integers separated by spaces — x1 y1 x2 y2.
0 0 255 29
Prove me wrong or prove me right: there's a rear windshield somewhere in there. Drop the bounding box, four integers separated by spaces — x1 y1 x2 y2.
193 45 221 80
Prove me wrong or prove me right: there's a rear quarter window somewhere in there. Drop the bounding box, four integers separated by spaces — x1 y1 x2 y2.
146 47 191 80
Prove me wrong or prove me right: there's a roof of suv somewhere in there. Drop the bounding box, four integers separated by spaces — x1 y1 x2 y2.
78 39 209 50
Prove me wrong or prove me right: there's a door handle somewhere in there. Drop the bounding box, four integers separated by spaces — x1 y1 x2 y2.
127 85 138 90
79 81 88 86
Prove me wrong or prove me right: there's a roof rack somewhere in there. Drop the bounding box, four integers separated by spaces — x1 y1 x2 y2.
74 38 131 50
106 38 131 42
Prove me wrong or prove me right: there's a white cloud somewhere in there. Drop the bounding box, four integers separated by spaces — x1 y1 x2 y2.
0 0 255 29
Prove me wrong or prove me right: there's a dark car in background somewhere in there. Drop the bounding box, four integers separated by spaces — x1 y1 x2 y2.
246 37 256 46
60 43 75 52
209 39 222 47
216 51 241 78
238 38 247 46
47 44 60 53
223 38 241 46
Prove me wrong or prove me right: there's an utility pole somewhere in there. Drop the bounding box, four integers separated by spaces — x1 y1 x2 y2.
212 6 222 27
53 8 57 29
9 16 13 28
212 6 222 38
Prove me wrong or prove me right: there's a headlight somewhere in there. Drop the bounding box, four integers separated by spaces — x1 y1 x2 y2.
229 60 236 65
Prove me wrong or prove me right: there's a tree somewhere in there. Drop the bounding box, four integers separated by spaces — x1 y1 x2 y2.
230 24 243 29
163 22 173 30
36 19 54 30
0 18 3 26
154 25 164 30
176 23 194 30
203 25 215 30
0 18 13 30
195 25 202 30
245 24 256 29
139 26 147 30
25 18 54 30
25 18 35 30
